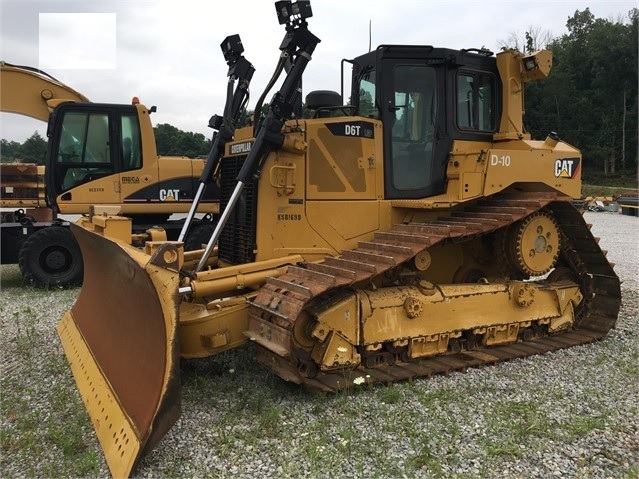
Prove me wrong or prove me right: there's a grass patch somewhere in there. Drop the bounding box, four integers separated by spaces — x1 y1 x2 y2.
615 350 639 377
582 183 638 198
0 368 100 477
0 270 99 477
258 404 284 437
0 263 28 282
417 386 458 407
406 439 444 476
481 400 556 458
582 167 638 192
13 306 42 356
378 384 403 404
562 415 607 438
0 392 41 454
625 466 639 479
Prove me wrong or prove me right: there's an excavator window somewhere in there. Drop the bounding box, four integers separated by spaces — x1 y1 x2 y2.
56 111 113 191
121 114 141 171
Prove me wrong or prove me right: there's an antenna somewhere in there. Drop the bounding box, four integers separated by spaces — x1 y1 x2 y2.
368 19 372 52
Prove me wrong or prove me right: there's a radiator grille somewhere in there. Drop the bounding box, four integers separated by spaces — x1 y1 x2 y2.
218 155 257 264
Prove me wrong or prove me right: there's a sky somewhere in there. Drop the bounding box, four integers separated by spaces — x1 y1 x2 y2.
1 0 636 143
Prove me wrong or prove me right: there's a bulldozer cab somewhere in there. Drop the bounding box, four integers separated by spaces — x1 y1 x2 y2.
45 102 143 206
350 46 498 199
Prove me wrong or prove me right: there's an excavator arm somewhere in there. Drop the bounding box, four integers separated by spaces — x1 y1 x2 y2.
0 62 89 121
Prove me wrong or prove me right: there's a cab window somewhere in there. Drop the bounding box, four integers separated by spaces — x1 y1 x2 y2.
121 114 141 171
390 65 437 190
357 68 377 118
456 72 496 131
56 112 112 191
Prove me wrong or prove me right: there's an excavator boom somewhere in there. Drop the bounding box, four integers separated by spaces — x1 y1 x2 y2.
0 62 90 121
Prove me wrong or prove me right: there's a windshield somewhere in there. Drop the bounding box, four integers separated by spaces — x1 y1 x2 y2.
55 111 112 191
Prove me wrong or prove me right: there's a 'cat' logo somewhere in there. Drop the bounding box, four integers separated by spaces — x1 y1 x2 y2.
160 189 180 201
554 158 581 179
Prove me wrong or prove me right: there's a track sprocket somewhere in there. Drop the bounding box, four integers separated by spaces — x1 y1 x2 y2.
504 210 561 276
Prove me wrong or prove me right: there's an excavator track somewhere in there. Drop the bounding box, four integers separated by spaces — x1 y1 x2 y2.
247 192 621 392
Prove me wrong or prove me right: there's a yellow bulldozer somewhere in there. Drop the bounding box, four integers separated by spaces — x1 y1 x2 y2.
0 61 224 286
56 1 621 477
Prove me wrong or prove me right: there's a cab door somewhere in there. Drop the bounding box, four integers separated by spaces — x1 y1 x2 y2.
379 59 450 199
46 103 122 212
117 110 155 206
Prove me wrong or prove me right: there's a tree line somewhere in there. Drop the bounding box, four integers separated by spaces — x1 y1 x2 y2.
0 124 213 164
521 8 637 179
1 132 48 163
1 8 637 181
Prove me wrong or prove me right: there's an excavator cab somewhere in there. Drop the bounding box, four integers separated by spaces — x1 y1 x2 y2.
42 100 220 225
45 102 142 205
349 46 497 199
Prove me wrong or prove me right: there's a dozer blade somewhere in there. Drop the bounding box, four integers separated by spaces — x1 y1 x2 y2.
56 223 182 478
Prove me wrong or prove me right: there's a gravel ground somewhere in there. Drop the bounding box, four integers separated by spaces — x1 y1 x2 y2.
1 211 637 479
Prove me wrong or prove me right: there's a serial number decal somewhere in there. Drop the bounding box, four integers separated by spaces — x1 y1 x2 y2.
230 141 253 155
554 157 581 179
277 214 302 221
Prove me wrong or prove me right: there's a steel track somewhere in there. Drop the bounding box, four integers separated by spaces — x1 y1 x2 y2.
248 192 621 393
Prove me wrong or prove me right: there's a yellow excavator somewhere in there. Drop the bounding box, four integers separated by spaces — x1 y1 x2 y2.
0 62 222 286
57 2 621 477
